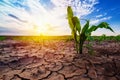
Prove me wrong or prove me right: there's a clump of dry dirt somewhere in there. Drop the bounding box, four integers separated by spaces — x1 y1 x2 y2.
0 40 120 80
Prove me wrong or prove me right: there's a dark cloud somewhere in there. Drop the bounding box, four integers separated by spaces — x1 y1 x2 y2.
0 27 17 34
8 14 27 23
0 27 9 33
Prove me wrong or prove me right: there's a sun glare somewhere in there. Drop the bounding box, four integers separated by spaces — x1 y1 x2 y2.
32 16 50 35
36 26 46 35
33 21 51 36
30 13 57 36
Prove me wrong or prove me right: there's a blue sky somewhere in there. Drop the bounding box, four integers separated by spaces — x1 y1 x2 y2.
0 0 120 36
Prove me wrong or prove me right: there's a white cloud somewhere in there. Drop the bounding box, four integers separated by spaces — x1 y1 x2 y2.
90 16 112 25
96 14 103 18
50 0 98 17
0 0 99 35
95 13 107 18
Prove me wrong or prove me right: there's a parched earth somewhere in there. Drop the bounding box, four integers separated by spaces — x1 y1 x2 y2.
0 40 120 80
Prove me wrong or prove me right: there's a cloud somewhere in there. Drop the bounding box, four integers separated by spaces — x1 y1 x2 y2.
0 26 21 35
95 13 107 18
96 14 103 18
8 14 27 23
90 16 112 25
50 0 98 17
0 0 101 35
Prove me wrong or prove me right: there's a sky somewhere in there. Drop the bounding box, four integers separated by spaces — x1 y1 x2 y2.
0 0 120 36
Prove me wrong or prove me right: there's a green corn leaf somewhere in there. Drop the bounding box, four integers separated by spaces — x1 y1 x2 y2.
72 16 81 34
81 20 90 35
97 22 114 32
67 6 73 18
80 20 90 44
68 17 74 31
67 6 74 36
68 17 77 41
87 36 94 41
86 25 97 36
87 25 96 32
88 22 114 34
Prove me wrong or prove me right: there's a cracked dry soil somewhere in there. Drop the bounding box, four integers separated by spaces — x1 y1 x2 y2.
0 40 120 80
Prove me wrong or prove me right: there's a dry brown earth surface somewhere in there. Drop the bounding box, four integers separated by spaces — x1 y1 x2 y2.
0 40 120 80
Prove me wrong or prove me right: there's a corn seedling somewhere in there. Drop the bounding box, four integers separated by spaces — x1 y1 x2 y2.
0 36 6 41
67 6 114 54
115 35 120 41
98 34 106 44
100 34 106 41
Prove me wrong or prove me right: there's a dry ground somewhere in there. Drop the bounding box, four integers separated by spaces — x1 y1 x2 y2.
0 40 120 80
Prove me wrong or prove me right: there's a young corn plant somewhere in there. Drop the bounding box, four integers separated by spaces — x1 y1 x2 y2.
98 34 106 43
67 6 114 54
115 35 120 41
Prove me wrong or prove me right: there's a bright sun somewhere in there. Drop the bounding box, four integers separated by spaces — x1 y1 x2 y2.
30 14 55 36
36 26 47 35
33 18 49 35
